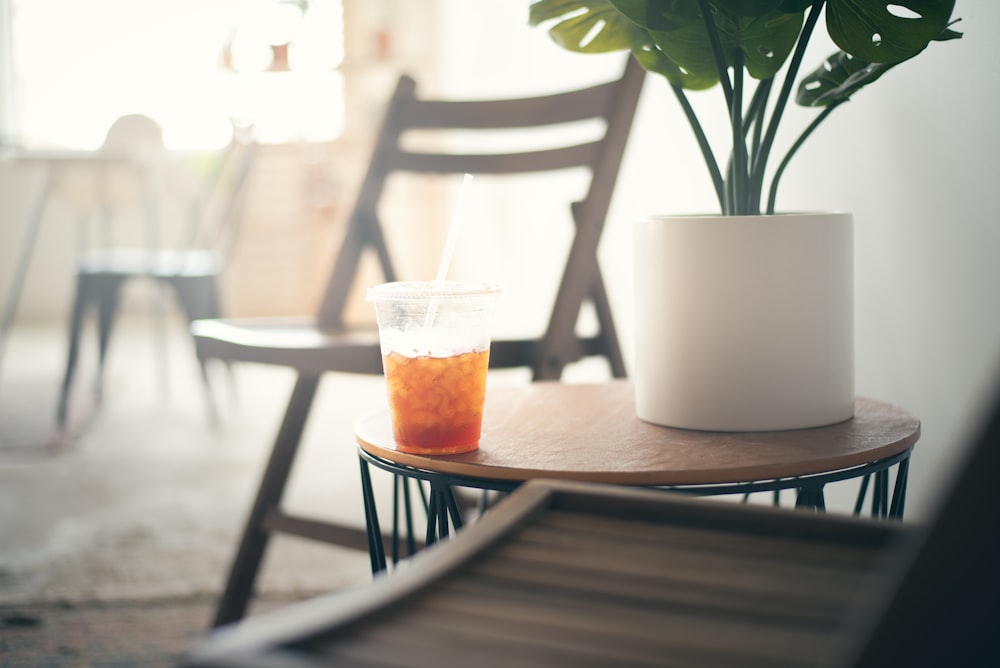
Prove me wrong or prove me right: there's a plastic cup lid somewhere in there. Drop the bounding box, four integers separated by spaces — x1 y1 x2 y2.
365 281 500 303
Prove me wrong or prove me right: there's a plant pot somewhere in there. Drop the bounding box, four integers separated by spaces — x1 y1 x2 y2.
634 212 855 431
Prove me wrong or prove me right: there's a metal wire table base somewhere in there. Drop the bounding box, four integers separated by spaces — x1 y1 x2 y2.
358 446 911 573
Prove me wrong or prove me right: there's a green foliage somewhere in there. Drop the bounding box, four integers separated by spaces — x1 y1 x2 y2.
529 0 961 214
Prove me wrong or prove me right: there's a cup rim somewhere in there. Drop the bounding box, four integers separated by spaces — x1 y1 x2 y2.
366 280 500 303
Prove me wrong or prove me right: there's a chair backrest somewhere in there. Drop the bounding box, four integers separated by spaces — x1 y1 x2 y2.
100 114 165 155
182 122 258 260
64 114 255 263
317 56 645 380
70 113 170 251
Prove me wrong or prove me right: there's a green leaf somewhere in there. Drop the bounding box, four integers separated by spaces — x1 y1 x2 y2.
796 51 892 106
826 0 956 64
714 0 787 16
645 17 722 83
609 0 700 31
634 39 721 89
528 0 641 53
797 22 962 106
530 0 718 87
642 5 804 81
723 9 805 79
777 0 816 11
934 24 964 43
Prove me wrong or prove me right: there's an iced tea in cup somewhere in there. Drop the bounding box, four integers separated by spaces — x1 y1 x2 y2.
366 281 500 455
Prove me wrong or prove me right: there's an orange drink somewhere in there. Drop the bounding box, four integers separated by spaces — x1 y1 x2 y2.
384 349 490 454
367 281 499 456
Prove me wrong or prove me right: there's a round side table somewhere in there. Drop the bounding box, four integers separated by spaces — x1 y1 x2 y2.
355 380 920 571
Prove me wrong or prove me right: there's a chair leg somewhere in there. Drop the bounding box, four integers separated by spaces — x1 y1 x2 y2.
94 275 125 402
56 273 124 428
212 372 320 628
56 276 91 429
150 280 172 400
165 274 222 321
166 274 223 422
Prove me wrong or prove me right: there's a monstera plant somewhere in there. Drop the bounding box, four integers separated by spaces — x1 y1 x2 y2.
531 0 963 431
529 0 962 215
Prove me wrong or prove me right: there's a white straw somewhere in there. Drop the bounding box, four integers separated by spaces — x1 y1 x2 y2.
425 173 474 328
434 173 474 283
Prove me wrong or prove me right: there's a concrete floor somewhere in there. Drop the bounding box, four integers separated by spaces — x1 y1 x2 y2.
0 316 404 665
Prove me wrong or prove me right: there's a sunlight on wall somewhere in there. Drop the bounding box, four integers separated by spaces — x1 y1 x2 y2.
7 0 344 149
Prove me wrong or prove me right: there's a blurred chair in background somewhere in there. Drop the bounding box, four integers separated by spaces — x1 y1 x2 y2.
192 55 646 626
56 115 257 428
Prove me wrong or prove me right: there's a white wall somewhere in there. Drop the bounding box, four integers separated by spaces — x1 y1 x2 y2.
438 1 1000 519
0 163 80 323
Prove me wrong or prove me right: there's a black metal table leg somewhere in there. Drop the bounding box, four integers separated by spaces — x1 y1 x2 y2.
435 486 450 540
853 455 910 520
872 469 889 518
854 474 872 515
888 457 909 519
795 485 826 510
359 458 386 574
424 491 440 546
402 477 420 557
387 475 423 565
421 483 460 545
391 474 403 565
444 487 465 532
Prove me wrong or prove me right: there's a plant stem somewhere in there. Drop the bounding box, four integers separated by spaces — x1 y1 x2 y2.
749 0 825 213
731 49 747 214
671 82 725 212
726 159 735 216
746 78 772 194
697 0 733 111
765 101 843 214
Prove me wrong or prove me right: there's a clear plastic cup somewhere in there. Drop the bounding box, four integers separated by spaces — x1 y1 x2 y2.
366 281 500 455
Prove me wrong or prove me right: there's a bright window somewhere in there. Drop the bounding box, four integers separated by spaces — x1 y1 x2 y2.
2 0 344 150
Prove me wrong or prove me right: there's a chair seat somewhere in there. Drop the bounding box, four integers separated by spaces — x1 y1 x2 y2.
78 249 222 278
191 317 383 374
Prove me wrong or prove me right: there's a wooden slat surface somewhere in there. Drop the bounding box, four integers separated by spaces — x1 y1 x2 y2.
309 512 888 666
186 481 909 668
356 380 920 486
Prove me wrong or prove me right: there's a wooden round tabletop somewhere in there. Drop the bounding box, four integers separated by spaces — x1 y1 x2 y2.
354 380 920 487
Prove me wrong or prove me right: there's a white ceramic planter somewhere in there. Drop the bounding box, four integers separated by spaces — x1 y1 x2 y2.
634 212 855 431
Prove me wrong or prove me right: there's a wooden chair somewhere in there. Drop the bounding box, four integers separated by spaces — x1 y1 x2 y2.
55 119 257 428
193 56 646 627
